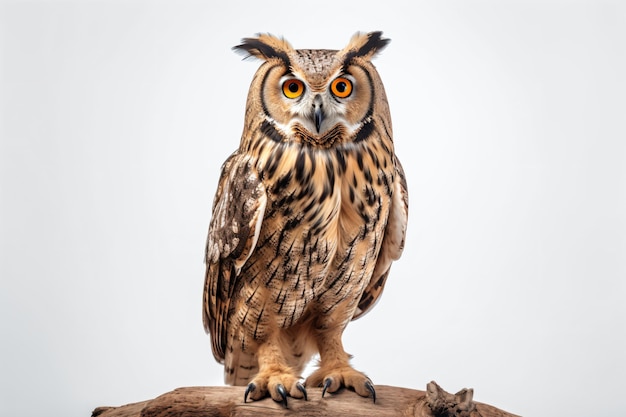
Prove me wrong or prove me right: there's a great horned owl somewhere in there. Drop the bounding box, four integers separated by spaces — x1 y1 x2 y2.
203 31 408 406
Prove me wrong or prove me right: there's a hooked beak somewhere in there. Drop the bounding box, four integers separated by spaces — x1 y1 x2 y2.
313 96 324 133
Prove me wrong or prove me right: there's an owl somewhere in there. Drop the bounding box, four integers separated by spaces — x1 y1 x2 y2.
203 31 408 407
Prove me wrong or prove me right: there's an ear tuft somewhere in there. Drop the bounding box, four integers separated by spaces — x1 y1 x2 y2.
233 34 292 66
342 31 390 65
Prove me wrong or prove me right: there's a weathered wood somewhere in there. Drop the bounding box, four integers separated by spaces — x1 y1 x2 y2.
92 381 520 417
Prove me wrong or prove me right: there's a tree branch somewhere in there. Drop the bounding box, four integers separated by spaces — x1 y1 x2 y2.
92 381 520 417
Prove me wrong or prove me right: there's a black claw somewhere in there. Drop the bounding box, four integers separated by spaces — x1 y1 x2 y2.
322 378 332 398
296 382 308 401
276 384 288 408
244 382 255 403
365 380 376 403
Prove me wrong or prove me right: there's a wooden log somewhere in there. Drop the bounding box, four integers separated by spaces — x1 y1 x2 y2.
92 381 520 417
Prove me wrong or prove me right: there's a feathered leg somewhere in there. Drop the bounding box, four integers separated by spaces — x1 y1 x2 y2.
305 302 376 402
244 331 307 407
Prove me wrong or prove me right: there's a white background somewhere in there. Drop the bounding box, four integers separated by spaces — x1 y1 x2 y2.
1 1 625 416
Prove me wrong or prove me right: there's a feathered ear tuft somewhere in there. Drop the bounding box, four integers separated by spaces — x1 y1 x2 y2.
233 33 292 67
342 31 390 65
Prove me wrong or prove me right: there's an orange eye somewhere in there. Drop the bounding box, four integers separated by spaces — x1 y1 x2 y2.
282 79 304 99
330 77 353 98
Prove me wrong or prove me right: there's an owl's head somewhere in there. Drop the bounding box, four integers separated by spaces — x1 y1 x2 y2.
235 31 390 148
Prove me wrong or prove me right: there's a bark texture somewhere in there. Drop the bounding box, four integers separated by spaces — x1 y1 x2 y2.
92 381 520 417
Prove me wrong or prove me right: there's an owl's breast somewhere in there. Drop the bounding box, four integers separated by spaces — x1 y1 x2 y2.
257 143 343 276
247 139 393 306
234 125 398 332
233 142 341 326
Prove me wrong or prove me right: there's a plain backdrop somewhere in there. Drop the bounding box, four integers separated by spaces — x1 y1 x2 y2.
1 1 625 416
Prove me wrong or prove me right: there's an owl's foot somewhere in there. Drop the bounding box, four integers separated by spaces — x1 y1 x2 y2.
305 365 376 402
243 371 307 407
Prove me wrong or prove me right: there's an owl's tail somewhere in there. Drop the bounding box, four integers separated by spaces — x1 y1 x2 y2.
224 348 259 386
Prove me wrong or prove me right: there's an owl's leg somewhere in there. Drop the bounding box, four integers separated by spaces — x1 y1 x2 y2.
244 333 307 407
305 307 376 402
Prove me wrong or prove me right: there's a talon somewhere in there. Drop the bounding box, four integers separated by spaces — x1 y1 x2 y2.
322 378 332 398
276 384 288 408
365 380 376 403
244 382 255 403
296 382 308 401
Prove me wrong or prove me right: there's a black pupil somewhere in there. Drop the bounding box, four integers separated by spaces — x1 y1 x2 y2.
288 82 299 93
336 82 347 92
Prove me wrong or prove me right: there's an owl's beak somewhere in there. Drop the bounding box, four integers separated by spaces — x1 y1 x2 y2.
313 96 324 133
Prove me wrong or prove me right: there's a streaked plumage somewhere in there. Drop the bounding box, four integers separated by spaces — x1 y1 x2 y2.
203 31 408 405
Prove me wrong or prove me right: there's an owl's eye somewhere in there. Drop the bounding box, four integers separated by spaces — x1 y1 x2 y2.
282 79 305 99
330 77 353 98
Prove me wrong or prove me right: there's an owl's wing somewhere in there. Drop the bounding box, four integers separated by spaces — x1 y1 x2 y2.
202 151 267 362
353 157 408 320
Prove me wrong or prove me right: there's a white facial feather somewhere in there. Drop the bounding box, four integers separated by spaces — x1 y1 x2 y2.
275 74 361 137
